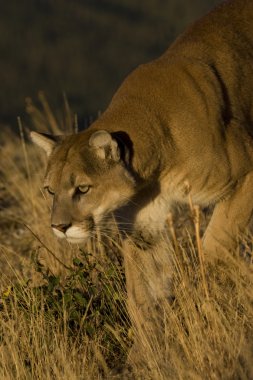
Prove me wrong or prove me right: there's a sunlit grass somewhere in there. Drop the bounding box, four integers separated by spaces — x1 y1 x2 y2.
0 101 252 379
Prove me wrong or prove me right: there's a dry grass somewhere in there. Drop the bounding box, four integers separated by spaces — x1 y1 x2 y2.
0 101 253 379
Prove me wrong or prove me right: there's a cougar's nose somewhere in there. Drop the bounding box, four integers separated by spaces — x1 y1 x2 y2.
51 223 71 233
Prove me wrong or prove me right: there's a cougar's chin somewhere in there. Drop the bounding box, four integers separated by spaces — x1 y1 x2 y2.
66 226 90 244
66 236 89 244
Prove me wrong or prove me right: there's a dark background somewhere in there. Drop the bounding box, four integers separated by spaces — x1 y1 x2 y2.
0 0 221 126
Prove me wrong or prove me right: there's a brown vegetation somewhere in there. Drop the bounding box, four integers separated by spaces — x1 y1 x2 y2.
0 102 252 378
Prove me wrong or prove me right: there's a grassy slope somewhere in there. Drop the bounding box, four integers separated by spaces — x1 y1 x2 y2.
0 105 253 379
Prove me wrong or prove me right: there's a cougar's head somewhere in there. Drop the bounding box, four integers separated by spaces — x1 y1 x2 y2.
31 130 136 244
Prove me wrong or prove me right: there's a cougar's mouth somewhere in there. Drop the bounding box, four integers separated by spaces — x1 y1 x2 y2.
52 225 91 245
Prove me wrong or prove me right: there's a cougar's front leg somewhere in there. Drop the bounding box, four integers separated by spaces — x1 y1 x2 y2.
203 171 253 255
123 237 173 367
124 238 172 312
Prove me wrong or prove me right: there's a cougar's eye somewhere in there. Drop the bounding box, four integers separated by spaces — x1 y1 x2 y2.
77 185 91 194
44 186 55 195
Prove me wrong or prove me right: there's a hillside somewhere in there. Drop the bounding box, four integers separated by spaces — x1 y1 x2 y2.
0 0 220 124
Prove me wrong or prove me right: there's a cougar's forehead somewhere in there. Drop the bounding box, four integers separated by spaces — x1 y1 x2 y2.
45 139 110 188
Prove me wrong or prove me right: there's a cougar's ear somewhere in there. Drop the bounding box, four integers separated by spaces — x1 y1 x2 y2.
89 130 120 161
30 132 64 157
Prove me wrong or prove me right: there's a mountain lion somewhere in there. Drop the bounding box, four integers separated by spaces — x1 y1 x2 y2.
31 0 253 357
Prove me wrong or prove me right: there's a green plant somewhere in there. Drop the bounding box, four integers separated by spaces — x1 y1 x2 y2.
0 248 130 375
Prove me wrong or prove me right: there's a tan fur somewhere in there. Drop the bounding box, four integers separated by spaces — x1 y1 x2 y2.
31 0 253 358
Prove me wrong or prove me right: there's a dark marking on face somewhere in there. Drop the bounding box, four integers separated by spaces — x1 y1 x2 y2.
70 173 76 187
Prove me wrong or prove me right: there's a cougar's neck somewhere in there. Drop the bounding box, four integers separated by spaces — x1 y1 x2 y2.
90 97 168 185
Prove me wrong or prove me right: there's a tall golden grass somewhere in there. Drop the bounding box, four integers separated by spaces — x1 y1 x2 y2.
0 99 253 379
